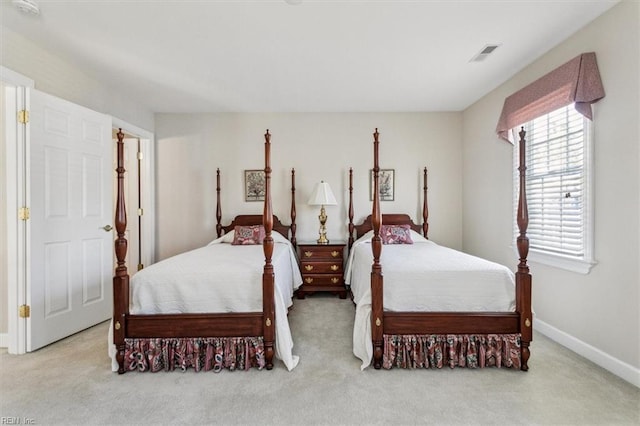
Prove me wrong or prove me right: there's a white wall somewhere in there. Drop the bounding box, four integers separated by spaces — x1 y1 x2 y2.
154 113 462 260
462 0 639 377
0 27 154 131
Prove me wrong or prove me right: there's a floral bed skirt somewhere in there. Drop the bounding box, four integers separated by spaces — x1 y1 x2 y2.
124 336 265 372
382 334 521 370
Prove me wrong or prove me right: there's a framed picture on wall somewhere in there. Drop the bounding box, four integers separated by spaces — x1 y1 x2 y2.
370 169 395 201
244 169 266 202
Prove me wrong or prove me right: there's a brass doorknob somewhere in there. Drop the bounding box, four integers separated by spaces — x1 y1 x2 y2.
102 225 113 232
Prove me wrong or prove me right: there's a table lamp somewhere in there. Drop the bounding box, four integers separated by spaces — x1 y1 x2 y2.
308 181 337 244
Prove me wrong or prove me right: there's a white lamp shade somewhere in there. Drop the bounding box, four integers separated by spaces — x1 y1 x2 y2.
308 181 337 206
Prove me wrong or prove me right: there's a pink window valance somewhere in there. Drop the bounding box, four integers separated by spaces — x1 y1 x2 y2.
496 52 605 142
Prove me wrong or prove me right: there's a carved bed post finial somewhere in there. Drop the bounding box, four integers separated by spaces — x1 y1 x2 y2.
262 129 275 370
515 127 532 371
371 128 384 369
216 168 222 238
113 128 129 374
291 168 297 247
423 167 429 239
348 167 354 249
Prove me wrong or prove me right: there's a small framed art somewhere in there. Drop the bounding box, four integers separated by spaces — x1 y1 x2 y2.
244 169 265 202
370 169 395 201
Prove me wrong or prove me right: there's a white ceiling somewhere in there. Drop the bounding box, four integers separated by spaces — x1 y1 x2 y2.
1 0 619 113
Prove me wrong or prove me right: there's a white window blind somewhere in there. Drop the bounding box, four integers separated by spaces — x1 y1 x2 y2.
514 105 595 270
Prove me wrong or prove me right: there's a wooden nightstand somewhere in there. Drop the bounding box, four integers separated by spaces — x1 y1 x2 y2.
296 242 347 299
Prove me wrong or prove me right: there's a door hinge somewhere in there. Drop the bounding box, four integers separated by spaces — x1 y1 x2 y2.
137 151 143 161
19 304 31 318
138 208 143 216
19 207 30 221
18 110 29 124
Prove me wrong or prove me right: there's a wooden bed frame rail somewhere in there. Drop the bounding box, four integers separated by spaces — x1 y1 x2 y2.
351 127 532 371
112 129 292 373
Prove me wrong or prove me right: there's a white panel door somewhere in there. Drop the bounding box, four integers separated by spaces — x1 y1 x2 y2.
28 88 113 351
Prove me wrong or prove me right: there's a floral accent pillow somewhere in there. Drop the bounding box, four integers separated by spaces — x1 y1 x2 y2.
380 224 413 244
232 225 266 245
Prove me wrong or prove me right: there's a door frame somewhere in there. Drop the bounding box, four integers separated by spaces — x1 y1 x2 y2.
2 66 34 354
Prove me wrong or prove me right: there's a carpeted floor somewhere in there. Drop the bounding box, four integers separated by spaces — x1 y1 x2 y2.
1 295 638 425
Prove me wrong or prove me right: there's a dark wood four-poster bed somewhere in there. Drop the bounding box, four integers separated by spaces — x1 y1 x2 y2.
345 128 532 371
110 129 302 373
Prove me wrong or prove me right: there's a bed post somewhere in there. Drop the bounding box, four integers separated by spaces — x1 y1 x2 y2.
262 130 275 370
113 129 129 374
216 168 222 238
371 129 384 369
422 167 429 238
290 168 297 246
516 127 533 371
348 168 354 249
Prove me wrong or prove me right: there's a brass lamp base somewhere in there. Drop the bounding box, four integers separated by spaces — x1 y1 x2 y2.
317 205 329 244
317 234 329 244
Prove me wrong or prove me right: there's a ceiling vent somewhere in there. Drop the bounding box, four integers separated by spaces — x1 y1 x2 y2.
470 44 501 62
12 0 40 15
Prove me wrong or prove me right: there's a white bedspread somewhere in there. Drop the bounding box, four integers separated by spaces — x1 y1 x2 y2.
109 231 302 371
345 230 516 369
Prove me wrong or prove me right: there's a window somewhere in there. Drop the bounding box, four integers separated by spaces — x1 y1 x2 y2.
514 105 596 273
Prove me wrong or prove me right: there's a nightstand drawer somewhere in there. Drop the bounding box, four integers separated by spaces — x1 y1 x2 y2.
301 275 344 286
300 247 344 260
300 261 343 274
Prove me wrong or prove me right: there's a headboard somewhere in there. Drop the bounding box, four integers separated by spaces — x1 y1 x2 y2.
220 215 292 241
354 214 422 240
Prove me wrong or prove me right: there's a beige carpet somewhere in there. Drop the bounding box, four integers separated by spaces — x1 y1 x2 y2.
1 295 638 425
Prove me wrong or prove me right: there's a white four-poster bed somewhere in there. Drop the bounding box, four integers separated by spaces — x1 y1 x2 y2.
110 129 302 373
345 128 532 371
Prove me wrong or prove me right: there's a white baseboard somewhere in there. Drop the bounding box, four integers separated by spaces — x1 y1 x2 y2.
535 318 640 388
0 333 8 348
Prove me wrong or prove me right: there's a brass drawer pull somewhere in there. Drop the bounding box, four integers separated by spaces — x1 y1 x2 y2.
331 277 339 284
305 277 313 284
331 251 340 257
304 251 313 257
304 265 314 271
330 265 339 271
